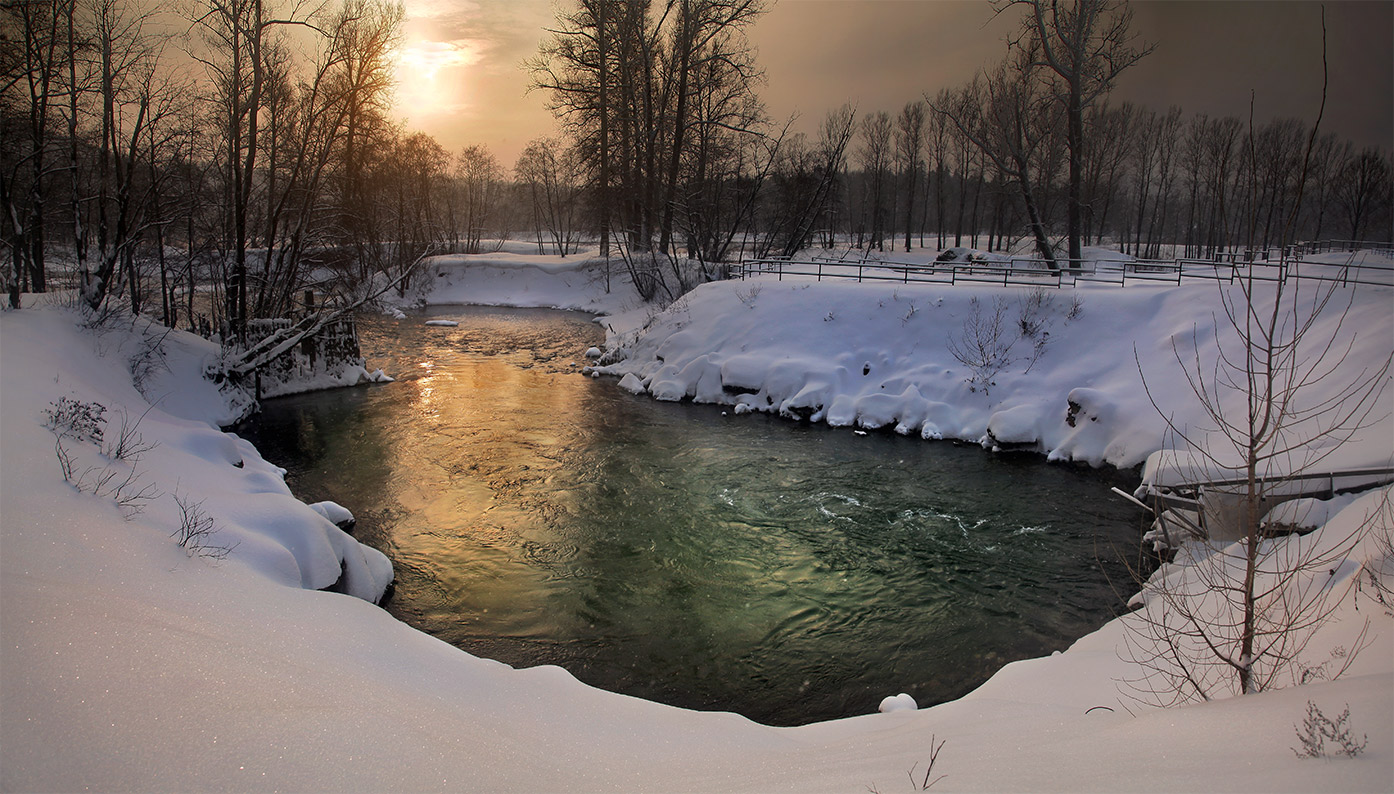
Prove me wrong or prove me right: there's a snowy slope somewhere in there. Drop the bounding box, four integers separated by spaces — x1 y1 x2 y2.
2 284 1391 792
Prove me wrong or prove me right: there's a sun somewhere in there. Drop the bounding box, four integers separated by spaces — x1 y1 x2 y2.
392 39 481 119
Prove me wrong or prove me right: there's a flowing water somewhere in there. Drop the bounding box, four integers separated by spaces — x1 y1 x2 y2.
237 305 1143 726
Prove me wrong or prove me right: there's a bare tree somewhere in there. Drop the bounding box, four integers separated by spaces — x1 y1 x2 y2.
1127 274 1390 703
1128 20 1391 699
80 0 177 313
895 101 926 253
931 44 1059 268
532 0 769 296
516 137 583 256
856 110 892 251
1002 0 1153 267
1 0 70 304
1079 101 1134 245
454 144 504 255
1334 149 1392 244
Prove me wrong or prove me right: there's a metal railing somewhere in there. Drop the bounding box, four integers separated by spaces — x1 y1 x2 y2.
1154 466 1394 501
731 247 1394 290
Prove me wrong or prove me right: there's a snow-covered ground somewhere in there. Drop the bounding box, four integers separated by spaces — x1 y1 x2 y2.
3 247 1392 791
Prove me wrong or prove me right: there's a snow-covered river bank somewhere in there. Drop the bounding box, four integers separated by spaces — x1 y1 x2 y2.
3 251 1391 790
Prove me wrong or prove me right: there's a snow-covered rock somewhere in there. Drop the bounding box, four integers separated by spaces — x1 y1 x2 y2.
617 372 647 394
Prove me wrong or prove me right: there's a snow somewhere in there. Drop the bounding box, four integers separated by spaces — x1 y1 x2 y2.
1263 493 1364 532
3 254 1393 792
878 693 919 713
589 278 1393 472
259 363 394 398
309 500 356 528
398 243 643 318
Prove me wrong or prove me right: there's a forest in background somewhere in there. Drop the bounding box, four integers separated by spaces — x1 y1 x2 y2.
3 0 1391 333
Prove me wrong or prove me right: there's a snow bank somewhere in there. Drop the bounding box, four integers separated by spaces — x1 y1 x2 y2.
403 247 642 317
310 500 356 528
0 301 394 607
591 278 1393 470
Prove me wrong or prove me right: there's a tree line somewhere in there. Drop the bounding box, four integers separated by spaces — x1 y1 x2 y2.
524 0 1391 278
2 0 544 334
4 0 1391 334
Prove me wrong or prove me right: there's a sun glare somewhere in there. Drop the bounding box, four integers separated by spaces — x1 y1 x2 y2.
393 39 481 118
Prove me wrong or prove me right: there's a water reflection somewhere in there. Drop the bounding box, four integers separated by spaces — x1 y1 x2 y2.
239 306 1143 726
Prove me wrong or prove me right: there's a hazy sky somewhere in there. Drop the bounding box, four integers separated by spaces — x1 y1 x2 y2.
391 0 1394 166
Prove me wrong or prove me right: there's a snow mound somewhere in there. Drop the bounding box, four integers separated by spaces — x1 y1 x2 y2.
877 693 918 713
1262 493 1362 533
984 403 1045 448
618 372 647 394
425 319 459 327
310 500 356 528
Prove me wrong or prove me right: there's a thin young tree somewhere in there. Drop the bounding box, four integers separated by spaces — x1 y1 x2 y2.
1125 271 1391 704
1125 12 1390 703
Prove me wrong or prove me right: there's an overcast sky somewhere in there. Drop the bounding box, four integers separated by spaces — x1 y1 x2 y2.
391 0 1393 166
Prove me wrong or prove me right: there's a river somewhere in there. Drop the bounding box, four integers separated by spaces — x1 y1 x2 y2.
236 305 1143 726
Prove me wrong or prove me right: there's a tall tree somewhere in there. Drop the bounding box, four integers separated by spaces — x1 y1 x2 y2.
895 100 925 253
455 144 503 255
532 0 768 298
81 0 172 312
855 111 892 251
1 0 66 303
1003 0 1152 267
931 43 1060 268
1334 148 1392 243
